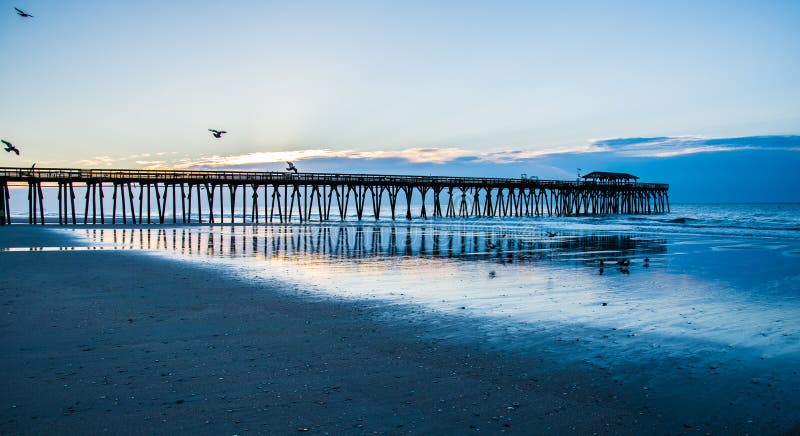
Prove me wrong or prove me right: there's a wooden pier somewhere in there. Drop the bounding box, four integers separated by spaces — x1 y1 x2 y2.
0 167 669 225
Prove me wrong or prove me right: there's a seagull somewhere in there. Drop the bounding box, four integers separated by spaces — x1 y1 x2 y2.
2 140 20 155
15 7 33 18
286 161 298 173
546 231 557 238
208 129 227 138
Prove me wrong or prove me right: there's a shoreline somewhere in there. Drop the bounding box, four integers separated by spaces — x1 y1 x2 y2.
1 226 798 434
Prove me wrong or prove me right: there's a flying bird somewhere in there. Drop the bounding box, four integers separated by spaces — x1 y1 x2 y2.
208 129 227 138
2 140 20 155
546 231 557 238
286 161 298 173
15 7 33 17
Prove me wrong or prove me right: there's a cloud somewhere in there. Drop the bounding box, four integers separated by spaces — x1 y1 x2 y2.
159 135 797 169
73 156 116 167
589 135 800 157
69 135 799 170
146 144 600 170
73 152 160 168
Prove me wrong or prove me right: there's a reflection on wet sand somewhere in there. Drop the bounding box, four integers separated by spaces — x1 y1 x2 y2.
76 224 800 360
87 225 667 268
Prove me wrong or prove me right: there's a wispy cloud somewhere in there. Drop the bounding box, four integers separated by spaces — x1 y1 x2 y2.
67 135 799 170
589 135 800 157
74 156 116 167
148 144 600 170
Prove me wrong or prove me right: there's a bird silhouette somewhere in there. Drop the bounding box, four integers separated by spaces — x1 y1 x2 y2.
15 7 33 18
546 231 557 238
208 129 227 138
486 241 498 250
2 140 20 155
616 259 630 267
286 161 298 173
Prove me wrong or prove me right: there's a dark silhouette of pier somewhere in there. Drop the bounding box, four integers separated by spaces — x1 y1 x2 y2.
78 226 667 267
0 167 669 225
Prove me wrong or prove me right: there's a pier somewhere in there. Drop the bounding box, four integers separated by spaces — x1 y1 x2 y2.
0 167 669 225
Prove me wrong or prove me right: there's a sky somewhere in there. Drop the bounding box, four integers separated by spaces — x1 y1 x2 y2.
1 0 799 202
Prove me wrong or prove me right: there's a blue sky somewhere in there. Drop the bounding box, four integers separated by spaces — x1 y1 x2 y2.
1 1 799 202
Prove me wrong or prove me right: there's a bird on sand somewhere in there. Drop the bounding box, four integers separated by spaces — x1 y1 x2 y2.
2 140 20 155
208 129 227 138
546 231 557 238
15 7 33 18
286 161 298 173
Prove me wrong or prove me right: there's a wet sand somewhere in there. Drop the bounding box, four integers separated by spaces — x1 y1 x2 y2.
0 226 797 434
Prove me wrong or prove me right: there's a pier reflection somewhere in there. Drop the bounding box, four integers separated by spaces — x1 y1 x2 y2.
88 224 666 267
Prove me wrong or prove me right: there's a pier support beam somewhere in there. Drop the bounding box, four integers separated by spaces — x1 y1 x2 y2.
0 181 10 225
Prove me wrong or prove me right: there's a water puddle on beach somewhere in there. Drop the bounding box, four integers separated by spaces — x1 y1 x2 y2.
64 221 800 369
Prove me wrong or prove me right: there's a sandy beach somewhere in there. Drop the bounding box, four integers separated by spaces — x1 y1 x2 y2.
1 226 798 434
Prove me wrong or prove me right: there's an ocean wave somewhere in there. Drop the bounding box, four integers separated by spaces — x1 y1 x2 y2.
673 222 800 232
666 217 696 224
